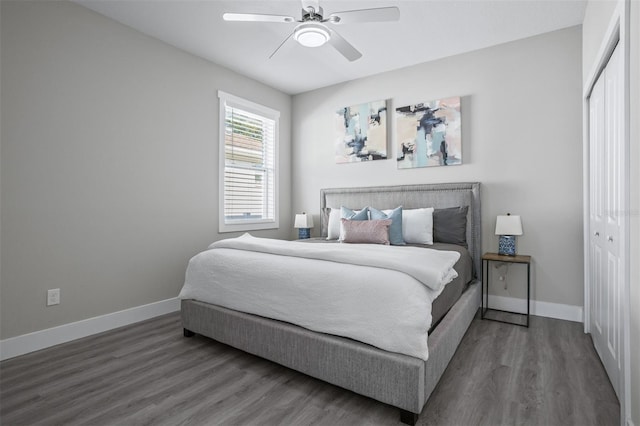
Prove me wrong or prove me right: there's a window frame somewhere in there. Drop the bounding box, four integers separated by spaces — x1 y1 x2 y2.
218 91 280 233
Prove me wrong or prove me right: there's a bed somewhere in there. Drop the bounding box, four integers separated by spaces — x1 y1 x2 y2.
180 182 481 424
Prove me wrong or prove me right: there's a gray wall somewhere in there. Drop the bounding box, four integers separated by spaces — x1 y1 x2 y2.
582 0 619 83
583 1 640 423
291 27 583 308
0 1 292 339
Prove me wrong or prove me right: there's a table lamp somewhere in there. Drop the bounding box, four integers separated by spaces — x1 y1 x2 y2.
294 212 314 239
495 213 523 256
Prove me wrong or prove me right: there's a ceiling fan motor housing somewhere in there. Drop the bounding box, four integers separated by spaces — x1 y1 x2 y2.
301 6 323 21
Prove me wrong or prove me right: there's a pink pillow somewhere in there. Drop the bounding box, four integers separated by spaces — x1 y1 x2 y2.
340 219 392 245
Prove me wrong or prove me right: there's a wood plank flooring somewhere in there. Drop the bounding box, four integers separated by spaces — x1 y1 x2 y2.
0 312 619 425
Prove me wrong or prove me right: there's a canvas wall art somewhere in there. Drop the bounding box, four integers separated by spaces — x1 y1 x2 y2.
335 100 388 163
396 97 461 168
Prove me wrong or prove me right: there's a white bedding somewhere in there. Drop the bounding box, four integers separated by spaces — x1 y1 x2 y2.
179 234 461 360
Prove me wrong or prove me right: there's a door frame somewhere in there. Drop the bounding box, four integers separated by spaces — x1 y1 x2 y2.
582 1 631 425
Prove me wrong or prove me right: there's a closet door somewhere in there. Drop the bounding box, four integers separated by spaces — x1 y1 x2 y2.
589 70 606 381
588 43 623 399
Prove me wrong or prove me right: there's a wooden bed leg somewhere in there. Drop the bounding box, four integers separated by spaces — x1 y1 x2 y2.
183 328 195 337
400 409 418 425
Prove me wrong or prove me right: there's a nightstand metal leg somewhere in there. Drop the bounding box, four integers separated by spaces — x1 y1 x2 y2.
526 262 530 327
481 259 486 319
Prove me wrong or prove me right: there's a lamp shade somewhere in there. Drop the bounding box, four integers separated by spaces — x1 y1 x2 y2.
495 214 523 236
294 213 314 229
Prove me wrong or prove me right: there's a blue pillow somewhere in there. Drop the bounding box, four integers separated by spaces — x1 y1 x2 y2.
340 207 369 241
370 206 405 245
341 206 369 221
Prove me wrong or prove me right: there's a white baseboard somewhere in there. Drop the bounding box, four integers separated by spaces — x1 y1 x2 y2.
485 294 583 323
0 297 180 361
0 294 584 361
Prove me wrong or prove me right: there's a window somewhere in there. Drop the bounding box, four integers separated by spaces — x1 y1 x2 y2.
218 91 279 232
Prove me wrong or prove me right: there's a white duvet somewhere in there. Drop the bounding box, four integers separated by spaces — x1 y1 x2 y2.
179 233 460 360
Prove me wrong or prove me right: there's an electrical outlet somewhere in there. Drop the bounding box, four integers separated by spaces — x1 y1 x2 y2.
47 288 60 306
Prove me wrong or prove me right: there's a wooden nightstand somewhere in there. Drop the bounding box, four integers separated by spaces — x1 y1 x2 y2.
481 252 531 327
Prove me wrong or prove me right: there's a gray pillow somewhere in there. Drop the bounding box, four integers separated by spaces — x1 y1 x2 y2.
433 206 468 246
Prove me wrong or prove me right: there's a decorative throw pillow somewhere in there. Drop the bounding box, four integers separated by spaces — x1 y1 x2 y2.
339 206 369 241
370 206 405 245
402 208 435 244
433 206 468 246
341 218 392 245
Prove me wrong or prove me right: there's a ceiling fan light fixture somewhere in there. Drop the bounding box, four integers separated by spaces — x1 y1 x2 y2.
294 23 330 47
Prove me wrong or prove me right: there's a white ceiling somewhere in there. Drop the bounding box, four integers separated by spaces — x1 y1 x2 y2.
76 0 587 95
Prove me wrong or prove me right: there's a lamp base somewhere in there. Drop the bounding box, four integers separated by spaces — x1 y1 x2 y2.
298 228 311 239
498 235 517 256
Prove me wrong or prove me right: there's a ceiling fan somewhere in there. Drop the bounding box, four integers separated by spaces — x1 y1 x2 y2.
222 1 400 62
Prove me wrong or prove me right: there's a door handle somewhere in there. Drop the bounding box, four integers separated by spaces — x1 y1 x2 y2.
608 236 613 242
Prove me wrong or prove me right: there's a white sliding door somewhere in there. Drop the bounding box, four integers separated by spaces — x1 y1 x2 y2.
588 42 624 400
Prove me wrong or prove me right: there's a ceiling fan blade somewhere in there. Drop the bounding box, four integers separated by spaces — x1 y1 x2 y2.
269 31 295 59
223 13 295 23
328 29 362 62
328 7 400 24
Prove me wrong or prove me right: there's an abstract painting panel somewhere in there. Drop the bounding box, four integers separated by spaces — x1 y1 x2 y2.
335 100 388 163
396 97 461 168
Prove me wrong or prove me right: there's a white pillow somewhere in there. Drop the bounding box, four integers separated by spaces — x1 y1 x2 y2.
326 208 342 240
402 208 434 244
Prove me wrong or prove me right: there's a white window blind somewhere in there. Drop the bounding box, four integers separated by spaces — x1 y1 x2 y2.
218 91 279 232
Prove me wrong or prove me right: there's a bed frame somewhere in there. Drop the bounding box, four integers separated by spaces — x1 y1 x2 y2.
182 182 482 425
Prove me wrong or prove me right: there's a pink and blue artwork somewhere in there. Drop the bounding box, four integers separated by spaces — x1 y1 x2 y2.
396 97 461 168
335 100 388 163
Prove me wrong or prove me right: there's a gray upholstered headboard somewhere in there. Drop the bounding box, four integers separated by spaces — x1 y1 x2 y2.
320 182 482 279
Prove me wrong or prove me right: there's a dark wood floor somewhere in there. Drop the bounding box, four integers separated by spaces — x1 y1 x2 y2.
0 311 619 425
